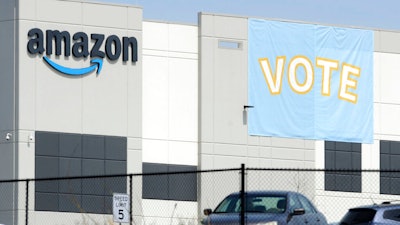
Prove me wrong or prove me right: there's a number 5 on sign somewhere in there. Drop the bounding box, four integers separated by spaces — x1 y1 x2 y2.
113 193 130 223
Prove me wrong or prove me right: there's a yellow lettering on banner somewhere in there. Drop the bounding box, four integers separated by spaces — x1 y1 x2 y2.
288 56 314 94
257 56 362 104
339 63 360 103
258 56 286 95
316 57 339 96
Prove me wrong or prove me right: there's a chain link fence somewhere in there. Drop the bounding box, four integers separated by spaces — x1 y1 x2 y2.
0 166 399 225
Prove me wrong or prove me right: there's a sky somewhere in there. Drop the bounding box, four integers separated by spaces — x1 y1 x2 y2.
93 0 400 31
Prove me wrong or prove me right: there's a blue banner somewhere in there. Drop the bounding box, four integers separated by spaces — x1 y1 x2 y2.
248 19 374 143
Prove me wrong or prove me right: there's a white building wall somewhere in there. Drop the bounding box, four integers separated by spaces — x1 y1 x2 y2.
0 0 17 174
197 13 400 224
142 21 199 225
198 14 319 215
376 52 400 139
7 1 144 225
142 21 198 166
19 7 142 138
3 1 400 224
0 1 19 225
317 48 400 223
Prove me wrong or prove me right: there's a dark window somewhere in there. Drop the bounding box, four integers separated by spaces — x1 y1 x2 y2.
383 209 400 222
142 163 197 201
340 208 376 224
380 140 400 195
325 141 361 192
35 131 127 214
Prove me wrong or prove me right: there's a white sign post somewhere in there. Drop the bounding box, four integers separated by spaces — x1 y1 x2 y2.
113 193 130 223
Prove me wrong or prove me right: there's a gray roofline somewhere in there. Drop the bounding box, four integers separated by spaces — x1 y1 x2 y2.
61 0 143 9
199 12 400 33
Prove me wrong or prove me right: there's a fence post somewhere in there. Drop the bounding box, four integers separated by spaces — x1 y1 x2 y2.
129 174 133 225
240 164 245 225
25 180 29 225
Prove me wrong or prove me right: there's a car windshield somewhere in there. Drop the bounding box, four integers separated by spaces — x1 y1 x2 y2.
339 208 376 225
214 193 287 214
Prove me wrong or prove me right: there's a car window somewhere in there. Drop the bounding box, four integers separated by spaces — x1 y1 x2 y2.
244 195 287 213
213 194 287 213
383 209 400 222
297 195 316 213
214 195 240 213
289 194 302 211
340 208 376 225
257 196 286 213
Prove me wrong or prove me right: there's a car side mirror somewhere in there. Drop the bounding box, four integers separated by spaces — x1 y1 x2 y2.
287 208 306 223
204 208 212 216
292 208 305 216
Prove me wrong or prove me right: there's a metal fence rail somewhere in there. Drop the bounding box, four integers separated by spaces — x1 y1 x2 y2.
0 166 399 225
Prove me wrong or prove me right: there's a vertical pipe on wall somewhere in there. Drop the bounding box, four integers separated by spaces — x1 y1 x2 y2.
25 180 28 225
13 1 19 224
129 174 133 225
240 164 245 225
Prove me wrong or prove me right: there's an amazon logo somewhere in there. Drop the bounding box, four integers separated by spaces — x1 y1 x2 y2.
27 28 138 76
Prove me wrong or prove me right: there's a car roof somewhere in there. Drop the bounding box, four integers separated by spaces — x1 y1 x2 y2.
349 202 400 211
228 190 297 196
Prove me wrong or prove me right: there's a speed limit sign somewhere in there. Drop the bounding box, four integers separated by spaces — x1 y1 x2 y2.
113 193 130 223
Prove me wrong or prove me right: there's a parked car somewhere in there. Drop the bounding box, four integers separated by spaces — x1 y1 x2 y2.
201 190 328 225
338 201 400 225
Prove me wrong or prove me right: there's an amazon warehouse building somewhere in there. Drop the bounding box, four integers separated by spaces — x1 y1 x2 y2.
2 0 400 224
